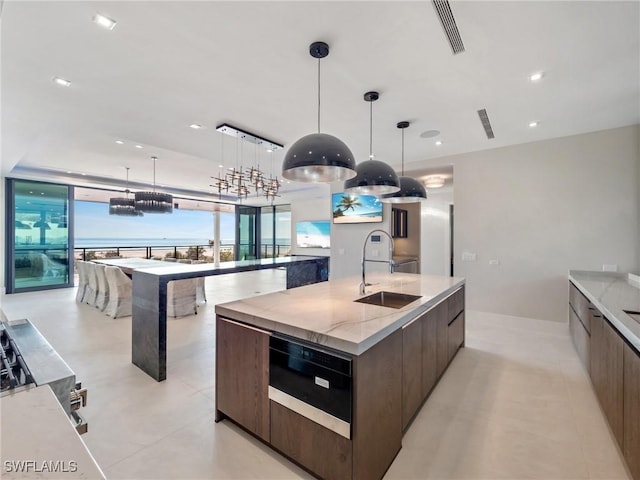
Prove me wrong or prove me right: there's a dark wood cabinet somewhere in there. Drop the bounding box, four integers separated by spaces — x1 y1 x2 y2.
435 300 449 379
601 317 624 448
271 401 352 480
570 307 590 369
448 312 465 362
215 316 270 441
422 305 439 399
402 316 423 430
391 208 408 238
624 343 640 480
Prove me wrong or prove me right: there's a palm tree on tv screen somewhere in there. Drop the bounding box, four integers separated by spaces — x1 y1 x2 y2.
333 195 362 218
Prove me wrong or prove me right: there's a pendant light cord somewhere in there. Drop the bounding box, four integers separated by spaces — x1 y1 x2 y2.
369 101 373 159
151 156 157 192
125 167 130 196
317 58 321 133
401 128 405 175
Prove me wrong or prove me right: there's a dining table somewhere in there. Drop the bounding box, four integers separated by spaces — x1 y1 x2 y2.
93 256 329 381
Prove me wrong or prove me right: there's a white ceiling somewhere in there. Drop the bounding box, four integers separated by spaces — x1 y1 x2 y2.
3 1 639 206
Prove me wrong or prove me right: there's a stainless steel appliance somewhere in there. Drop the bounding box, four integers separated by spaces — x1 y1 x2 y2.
268 334 352 438
0 319 88 434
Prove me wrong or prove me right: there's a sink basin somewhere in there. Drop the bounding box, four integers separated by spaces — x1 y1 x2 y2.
624 310 640 324
354 291 422 309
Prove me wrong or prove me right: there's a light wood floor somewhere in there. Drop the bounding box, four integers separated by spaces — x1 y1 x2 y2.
0 271 631 479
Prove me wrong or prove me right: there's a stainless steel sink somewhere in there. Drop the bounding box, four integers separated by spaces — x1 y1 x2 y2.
354 291 422 309
624 310 640 324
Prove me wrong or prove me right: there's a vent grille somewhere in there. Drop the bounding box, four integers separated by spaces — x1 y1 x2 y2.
432 0 465 54
477 109 495 139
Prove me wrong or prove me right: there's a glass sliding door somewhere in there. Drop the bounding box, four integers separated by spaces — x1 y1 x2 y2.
6 179 73 293
236 205 258 260
260 207 275 258
274 205 291 257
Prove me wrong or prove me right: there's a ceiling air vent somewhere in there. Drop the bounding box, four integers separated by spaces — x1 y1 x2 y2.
432 0 465 54
477 109 495 139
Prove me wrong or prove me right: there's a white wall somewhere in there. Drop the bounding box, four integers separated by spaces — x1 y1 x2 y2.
416 125 639 322
290 194 331 258
329 183 393 280
421 187 453 276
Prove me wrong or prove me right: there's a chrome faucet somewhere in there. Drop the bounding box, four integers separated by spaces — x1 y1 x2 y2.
360 229 395 295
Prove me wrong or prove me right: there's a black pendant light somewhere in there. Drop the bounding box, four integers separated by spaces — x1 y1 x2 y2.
381 121 427 203
134 156 173 214
282 41 357 183
109 167 143 216
344 92 400 195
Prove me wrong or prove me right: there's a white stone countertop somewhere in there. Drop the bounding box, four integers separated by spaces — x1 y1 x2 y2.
215 272 465 355
0 385 105 479
569 270 640 354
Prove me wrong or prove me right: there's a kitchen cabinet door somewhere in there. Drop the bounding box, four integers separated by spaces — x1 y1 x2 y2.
422 305 438 398
569 307 590 370
601 318 624 448
624 343 640 480
215 316 270 441
589 310 604 401
448 312 465 362
435 301 449 379
402 315 423 430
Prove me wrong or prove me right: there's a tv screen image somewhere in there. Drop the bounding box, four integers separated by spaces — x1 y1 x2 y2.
296 221 331 249
332 193 383 224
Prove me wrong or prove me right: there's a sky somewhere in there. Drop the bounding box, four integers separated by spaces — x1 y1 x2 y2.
74 201 236 241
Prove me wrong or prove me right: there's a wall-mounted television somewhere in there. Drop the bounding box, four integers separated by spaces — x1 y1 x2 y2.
296 221 331 249
332 193 383 224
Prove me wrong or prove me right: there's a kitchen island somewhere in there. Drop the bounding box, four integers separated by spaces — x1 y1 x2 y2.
99 255 329 381
215 272 465 480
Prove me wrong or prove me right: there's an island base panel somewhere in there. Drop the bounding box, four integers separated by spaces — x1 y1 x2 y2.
271 401 352 480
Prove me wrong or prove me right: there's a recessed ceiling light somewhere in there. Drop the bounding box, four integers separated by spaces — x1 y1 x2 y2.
266 149 273 153
218 164 224 168
93 13 117 30
420 130 440 139
66 171 72 174
53 77 71 87
435 140 443 146
29 191 33 194
529 71 544 82
189 124 204 130
81 173 87 176
529 121 538 128
115 140 124 145
135 145 143 149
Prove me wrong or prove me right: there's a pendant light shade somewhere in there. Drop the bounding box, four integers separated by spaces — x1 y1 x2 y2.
381 121 427 203
110 167 143 216
343 91 400 195
282 42 356 183
134 157 173 214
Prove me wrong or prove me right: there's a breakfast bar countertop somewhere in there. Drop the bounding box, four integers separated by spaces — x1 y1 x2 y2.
569 270 640 353
215 272 465 355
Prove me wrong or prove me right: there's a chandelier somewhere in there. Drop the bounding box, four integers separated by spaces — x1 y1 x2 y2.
134 156 173 214
109 167 143 216
211 124 284 201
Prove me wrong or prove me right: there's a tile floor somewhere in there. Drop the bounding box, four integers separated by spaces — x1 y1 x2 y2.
0 271 631 480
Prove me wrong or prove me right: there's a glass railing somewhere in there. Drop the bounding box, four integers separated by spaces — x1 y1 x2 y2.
74 243 292 262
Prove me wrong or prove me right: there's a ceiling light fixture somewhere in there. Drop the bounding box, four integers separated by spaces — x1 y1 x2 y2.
189 124 203 129
93 13 117 30
344 92 400 195
529 71 544 82
282 41 357 183
115 140 124 145
109 167 143 217
134 157 173 214
53 77 71 87
381 121 427 203
425 176 446 189
135 145 143 149
435 140 443 146
529 121 538 127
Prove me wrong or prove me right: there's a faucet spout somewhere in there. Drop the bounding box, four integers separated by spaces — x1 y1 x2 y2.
360 229 395 295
